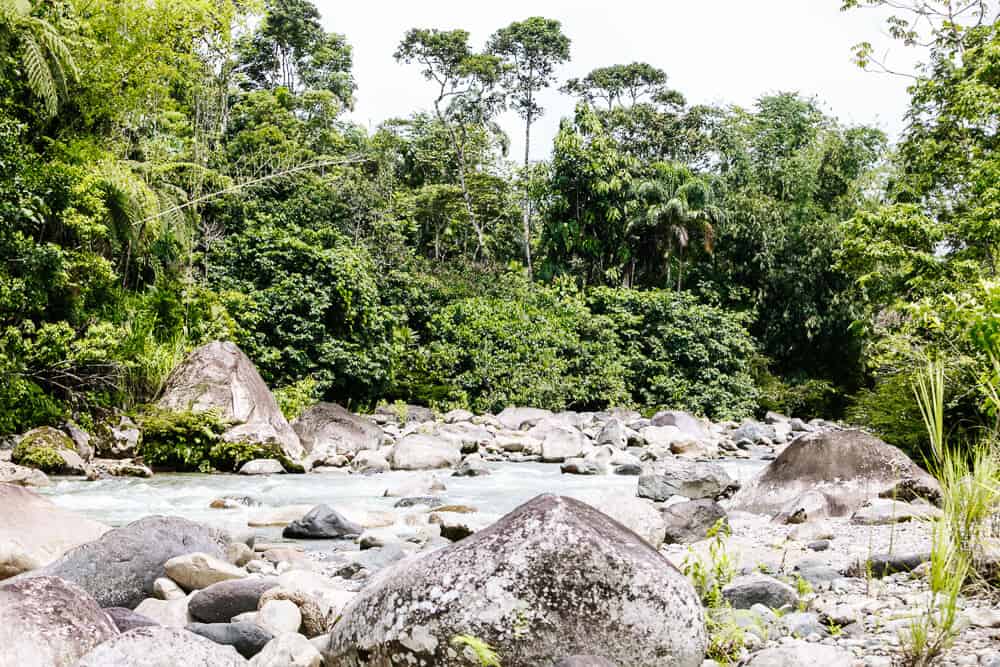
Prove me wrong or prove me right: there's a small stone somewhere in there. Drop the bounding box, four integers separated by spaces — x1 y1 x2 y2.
239 459 286 475
722 574 798 610
154 577 186 600
165 552 247 591
187 621 274 658
134 595 193 627
807 540 830 552
226 542 254 566
258 599 301 635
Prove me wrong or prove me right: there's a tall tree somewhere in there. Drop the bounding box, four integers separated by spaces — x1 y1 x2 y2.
395 28 503 260
562 62 668 110
487 17 570 276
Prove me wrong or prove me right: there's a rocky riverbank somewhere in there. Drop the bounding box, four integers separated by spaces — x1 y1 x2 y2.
2 341 998 666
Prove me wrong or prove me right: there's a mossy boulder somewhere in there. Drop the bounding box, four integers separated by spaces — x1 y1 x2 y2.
12 427 76 474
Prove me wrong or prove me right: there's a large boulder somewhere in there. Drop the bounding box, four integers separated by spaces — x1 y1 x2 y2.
649 411 710 441
75 626 248 666
496 406 553 431
11 426 85 474
0 483 109 579
730 429 940 518
157 341 303 463
0 575 119 667
638 459 737 501
293 403 382 465
389 433 461 470
581 493 666 549
324 494 706 667
661 499 728 544
18 515 226 608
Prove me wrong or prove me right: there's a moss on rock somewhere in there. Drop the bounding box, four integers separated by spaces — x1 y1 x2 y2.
12 426 74 473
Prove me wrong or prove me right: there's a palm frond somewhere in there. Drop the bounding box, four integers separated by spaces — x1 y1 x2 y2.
19 32 57 116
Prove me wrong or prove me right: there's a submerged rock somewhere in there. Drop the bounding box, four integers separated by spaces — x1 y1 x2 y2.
324 494 706 667
0 575 118 667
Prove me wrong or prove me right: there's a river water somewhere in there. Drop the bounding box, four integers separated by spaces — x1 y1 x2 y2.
37 458 769 547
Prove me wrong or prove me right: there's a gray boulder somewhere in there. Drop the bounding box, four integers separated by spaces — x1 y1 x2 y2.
582 493 666 549
389 433 461 470
189 578 280 623
75 626 247 666
62 421 94 460
596 419 628 449
496 406 553 430
453 453 490 477
638 459 737 501
157 341 303 463
324 494 706 667
649 410 710 440
661 499 728 544
350 450 390 474
98 415 142 458
0 575 118 667
187 622 274 659
722 574 798 610
731 429 940 518
282 505 363 539
0 483 109 579
293 403 382 462
17 515 225 608
0 461 50 487
732 420 775 444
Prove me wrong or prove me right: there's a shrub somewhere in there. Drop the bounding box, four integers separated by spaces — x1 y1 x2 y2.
419 277 629 413
588 287 759 420
274 376 320 421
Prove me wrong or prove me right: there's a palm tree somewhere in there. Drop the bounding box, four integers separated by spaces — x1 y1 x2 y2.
627 162 723 289
0 0 79 117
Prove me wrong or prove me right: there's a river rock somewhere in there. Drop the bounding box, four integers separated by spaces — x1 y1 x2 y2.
383 474 446 498
649 410 710 441
188 621 274 659
561 458 603 475
259 588 326 637
61 421 94 460
251 632 322 667
293 403 382 464
134 594 193 627
453 453 491 476
157 341 303 463
730 429 939 518
536 425 587 462
582 493 666 549
189 578 280 623
661 499 728 544
88 459 154 478
277 570 357 619
107 606 160 632
324 494 706 667
390 433 461 470
11 426 83 474
164 552 246 590
97 415 142 458
555 658 618 667
722 574 798 610
596 419 628 449
744 640 855 666
21 515 226 608
282 505 364 539
350 449 390 474
0 461 50 486
237 458 284 475
850 498 942 525
75 626 248 666
0 483 109 579
0 575 118 667
258 599 301 635
638 459 737 501
496 406 553 430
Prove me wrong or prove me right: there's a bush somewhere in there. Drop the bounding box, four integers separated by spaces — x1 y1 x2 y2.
588 288 759 420
418 276 629 413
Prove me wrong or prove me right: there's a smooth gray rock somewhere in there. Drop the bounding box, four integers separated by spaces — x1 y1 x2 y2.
157 341 303 463
0 461 50 487
349 450 390 474
496 406 553 430
282 505 363 540
596 419 628 449
848 551 930 578
744 640 854 666
187 622 274 659
792 560 841 587
731 429 939 518
75 626 247 666
649 410 710 440
560 458 602 475
17 515 225 608
661 499 728 544
189 578 280 623
250 632 322 667
850 498 941 525
452 453 491 477
582 493 666 549
780 612 826 638
732 420 775 444
0 575 119 667
106 607 160 632
324 494 706 667
389 434 461 470
293 403 382 462
62 422 94 460
722 574 798 610
638 460 737 501
554 657 618 667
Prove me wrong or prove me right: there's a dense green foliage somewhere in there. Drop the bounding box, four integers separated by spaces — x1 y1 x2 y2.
2 0 999 459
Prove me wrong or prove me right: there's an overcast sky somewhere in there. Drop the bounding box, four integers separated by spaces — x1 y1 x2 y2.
315 0 919 161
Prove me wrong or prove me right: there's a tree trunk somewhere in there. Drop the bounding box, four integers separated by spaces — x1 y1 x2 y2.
522 110 533 278
434 97 486 261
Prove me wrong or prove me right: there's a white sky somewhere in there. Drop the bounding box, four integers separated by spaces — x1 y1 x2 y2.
317 0 920 161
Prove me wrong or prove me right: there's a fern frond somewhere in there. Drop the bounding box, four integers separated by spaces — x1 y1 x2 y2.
20 32 57 116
